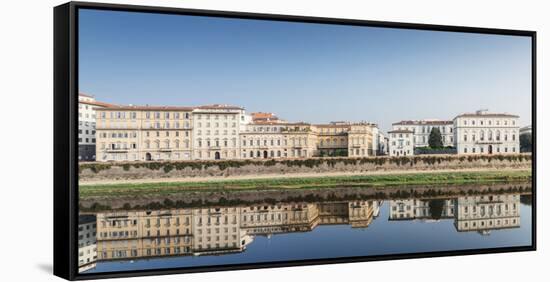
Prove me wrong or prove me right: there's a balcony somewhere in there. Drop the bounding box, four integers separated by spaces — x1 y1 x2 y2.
475 140 503 145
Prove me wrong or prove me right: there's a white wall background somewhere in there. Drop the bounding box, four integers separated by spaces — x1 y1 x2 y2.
0 0 546 281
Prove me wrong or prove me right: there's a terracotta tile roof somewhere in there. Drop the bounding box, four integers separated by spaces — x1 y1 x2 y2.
251 121 287 125
313 124 351 128
78 92 94 98
96 105 194 111
79 100 117 108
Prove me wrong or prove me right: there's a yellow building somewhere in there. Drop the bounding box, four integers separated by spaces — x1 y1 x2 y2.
282 123 318 158
314 123 349 157
192 207 251 255
347 123 375 157
92 100 378 161
95 209 194 260
95 106 194 161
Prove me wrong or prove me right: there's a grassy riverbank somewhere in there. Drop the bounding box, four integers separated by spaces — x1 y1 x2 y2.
79 170 531 198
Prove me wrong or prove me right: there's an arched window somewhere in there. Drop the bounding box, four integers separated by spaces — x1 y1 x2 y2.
249 151 254 158
480 131 485 141
164 140 170 148
496 130 501 141
488 130 493 141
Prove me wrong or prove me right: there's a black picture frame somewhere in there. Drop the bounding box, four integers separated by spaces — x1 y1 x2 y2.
54 1 537 280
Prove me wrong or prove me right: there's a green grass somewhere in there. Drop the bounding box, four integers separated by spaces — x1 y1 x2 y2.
79 170 531 198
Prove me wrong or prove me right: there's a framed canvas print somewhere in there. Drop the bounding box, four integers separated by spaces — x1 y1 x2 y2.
54 1 536 280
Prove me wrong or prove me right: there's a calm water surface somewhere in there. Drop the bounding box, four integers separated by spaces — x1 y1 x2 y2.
79 188 532 274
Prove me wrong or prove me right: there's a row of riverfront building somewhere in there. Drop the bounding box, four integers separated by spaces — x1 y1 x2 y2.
78 93 529 161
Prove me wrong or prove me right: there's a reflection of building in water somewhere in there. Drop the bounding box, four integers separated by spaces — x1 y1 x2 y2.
96 210 194 260
454 194 520 234
318 200 379 228
78 215 97 272
90 199 379 265
193 207 252 255
348 201 377 228
240 204 320 235
388 199 455 221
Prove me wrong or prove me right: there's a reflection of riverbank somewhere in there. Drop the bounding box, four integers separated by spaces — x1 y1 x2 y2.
80 181 531 211
79 187 532 273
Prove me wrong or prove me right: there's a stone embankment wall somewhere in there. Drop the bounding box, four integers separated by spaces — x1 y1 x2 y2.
79 154 532 182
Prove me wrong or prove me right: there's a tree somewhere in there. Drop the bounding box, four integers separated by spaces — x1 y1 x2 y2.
428 199 445 220
520 133 532 152
428 128 443 148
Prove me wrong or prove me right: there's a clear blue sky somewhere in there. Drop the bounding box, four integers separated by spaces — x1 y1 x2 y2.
78 9 532 131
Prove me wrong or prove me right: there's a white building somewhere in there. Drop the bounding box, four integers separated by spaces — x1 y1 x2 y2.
388 199 455 221
239 122 289 159
192 105 247 160
454 110 520 155
78 93 111 161
454 194 521 234
78 215 97 272
388 129 414 157
391 119 454 148
376 131 389 155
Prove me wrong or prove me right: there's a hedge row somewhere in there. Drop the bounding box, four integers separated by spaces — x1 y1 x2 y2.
79 154 532 174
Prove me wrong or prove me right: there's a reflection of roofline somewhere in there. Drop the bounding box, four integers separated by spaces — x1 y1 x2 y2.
78 214 96 225
192 247 243 256
97 253 193 262
454 225 520 232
